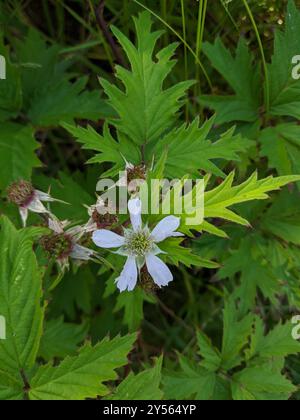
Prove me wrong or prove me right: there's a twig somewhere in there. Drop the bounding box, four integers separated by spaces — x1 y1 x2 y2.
20 369 30 400
95 1 127 68
156 297 194 334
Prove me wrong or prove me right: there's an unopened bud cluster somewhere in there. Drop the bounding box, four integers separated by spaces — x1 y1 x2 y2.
7 180 34 207
127 164 146 184
91 209 118 229
40 232 73 261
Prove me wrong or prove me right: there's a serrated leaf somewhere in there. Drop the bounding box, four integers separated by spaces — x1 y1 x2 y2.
163 355 229 400
16 29 111 126
249 318 300 359
221 296 254 370
200 38 261 124
62 122 141 177
29 334 136 400
231 366 296 401
197 331 222 372
0 216 44 377
202 172 300 236
260 189 300 245
259 124 300 176
0 123 40 190
159 238 219 269
101 12 193 146
218 238 279 313
152 116 252 178
109 357 163 400
268 0 300 119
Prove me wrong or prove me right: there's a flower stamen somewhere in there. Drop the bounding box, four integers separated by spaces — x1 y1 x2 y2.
125 230 153 257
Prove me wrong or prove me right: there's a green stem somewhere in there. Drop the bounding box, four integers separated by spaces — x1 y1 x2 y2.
242 0 270 113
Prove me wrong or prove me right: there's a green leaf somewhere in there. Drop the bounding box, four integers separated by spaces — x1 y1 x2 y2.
62 122 141 177
109 357 163 400
152 116 252 178
268 0 300 119
29 334 136 400
200 38 261 124
38 317 88 361
202 172 300 236
0 373 24 400
260 189 300 245
35 171 94 221
260 124 300 176
0 216 44 377
231 366 296 401
0 123 40 190
248 318 300 360
221 296 254 370
163 295 300 401
218 237 279 313
163 355 229 400
101 11 193 146
197 331 222 372
0 38 22 121
159 238 219 269
17 29 111 126
114 288 155 332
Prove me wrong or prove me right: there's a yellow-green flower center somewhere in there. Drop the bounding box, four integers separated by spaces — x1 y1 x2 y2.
125 230 152 257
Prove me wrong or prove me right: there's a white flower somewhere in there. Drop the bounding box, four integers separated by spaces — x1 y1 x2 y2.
92 197 183 292
43 218 94 271
7 180 64 227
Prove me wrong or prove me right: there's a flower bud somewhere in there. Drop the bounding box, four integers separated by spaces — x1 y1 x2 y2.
91 209 119 229
140 266 159 294
126 164 146 184
40 233 73 261
7 180 35 207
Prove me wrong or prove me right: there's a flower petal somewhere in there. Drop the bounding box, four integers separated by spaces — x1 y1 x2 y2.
128 197 142 231
36 190 68 204
35 190 55 202
27 196 49 214
48 218 64 234
151 216 182 243
146 253 173 287
70 244 94 261
115 257 138 292
92 230 125 248
19 207 28 228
